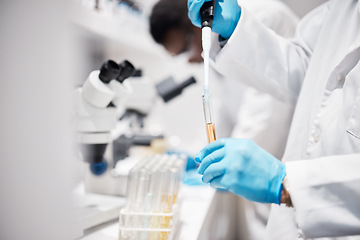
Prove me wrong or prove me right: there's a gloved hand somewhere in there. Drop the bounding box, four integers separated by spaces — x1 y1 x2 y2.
188 0 241 39
183 168 206 186
195 138 286 204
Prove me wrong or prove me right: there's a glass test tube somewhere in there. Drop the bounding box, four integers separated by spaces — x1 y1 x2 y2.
202 95 216 143
131 168 149 240
149 156 169 240
171 156 185 205
120 162 142 240
159 158 177 240
124 158 149 211
139 156 161 240
136 156 164 240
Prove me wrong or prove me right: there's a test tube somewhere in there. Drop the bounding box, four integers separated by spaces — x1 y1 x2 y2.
202 95 216 143
119 164 141 240
149 156 169 240
124 158 149 211
139 156 161 240
173 157 185 204
159 159 177 240
120 157 152 240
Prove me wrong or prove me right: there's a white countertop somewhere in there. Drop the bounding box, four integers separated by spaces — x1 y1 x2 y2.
79 185 215 240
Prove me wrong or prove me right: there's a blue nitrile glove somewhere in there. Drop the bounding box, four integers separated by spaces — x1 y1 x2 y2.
188 0 241 39
183 168 206 186
195 138 286 204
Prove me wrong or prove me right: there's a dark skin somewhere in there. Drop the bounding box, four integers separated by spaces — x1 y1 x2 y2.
163 26 203 63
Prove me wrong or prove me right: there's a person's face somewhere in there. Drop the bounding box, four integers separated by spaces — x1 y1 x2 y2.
162 27 203 63
163 28 188 56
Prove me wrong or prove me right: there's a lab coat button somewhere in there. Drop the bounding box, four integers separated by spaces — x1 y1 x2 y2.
313 131 321 142
337 74 345 84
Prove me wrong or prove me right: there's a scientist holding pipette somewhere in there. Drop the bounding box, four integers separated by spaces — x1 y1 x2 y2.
188 0 360 239
150 0 299 238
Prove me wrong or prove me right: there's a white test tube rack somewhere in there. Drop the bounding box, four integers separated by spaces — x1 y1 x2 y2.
118 200 181 240
118 154 184 240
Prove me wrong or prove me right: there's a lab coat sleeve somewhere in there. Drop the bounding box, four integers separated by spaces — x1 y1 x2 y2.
285 154 360 238
211 2 332 104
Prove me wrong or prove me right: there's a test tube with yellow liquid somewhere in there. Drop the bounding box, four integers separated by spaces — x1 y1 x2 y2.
159 158 177 240
149 156 170 240
202 95 216 143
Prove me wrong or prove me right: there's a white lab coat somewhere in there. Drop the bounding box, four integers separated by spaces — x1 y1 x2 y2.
210 0 360 239
213 0 298 158
211 1 299 239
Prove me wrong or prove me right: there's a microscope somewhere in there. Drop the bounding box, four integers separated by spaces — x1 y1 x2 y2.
74 59 196 196
74 59 135 176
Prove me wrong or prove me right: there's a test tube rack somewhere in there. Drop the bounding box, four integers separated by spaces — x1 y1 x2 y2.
118 202 181 240
118 154 185 240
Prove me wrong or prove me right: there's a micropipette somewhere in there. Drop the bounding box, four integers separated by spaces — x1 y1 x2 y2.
200 0 217 143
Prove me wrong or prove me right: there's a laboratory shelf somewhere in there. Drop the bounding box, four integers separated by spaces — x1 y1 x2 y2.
70 2 163 55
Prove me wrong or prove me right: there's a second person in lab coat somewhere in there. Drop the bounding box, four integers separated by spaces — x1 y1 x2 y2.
188 0 360 239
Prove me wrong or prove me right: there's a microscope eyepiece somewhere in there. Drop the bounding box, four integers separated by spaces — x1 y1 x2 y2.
99 60 121 83
117 60 136 83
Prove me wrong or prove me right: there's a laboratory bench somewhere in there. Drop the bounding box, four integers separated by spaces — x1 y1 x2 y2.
76 184 238 240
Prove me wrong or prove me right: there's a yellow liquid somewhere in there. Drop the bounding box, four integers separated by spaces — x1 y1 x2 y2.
149 212 161 240
206 123 216 143
159 195 173 240
172 194 177 204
